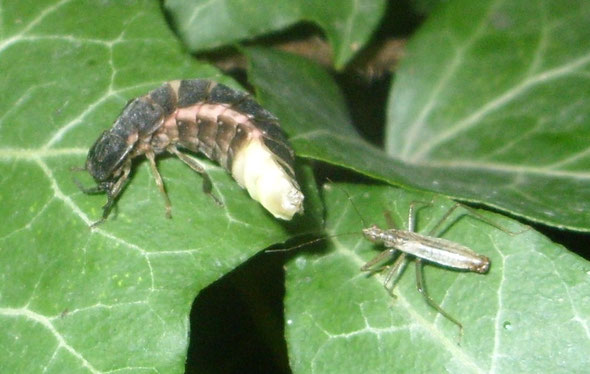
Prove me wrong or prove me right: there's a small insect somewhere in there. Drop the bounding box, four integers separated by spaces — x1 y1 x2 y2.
360 201 494 335
290 186 522 336
78 79 304 224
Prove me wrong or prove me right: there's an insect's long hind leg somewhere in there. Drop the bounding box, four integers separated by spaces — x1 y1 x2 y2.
426 203 461 236
415 258 464 337
408 200 434 232
427 202 527 237
167 146 222 206
145 150 172 218
408 201 464 337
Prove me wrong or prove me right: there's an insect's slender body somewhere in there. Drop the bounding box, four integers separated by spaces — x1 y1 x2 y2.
358 201 499 335
362 225 490 274
83 79 304 223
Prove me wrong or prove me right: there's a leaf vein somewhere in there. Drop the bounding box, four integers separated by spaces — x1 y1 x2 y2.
332 234 486 373
35 157 157 291
413 51 590 160
490 239 507 373
401 1 498 157
0 0 72 54
0 307 103 374
410 159 590 179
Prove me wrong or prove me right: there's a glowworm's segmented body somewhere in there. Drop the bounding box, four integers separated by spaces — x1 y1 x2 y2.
84 79 304 222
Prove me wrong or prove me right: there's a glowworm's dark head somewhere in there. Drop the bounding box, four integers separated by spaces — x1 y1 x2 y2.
86 96 166 183
86 130 131 183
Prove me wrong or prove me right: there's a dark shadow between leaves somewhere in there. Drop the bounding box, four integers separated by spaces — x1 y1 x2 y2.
185 250 292 374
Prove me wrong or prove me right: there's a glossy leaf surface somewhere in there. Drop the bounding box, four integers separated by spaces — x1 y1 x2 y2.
0 1 318 372
164 0 386 68
245 29 590 231
285 183 590 373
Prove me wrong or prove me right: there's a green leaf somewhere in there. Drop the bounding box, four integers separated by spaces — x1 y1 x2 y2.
0 1 318 373
164 0 387 69
409 0 445 14
244 41 590 230
385 0 590 231
285 183 590 373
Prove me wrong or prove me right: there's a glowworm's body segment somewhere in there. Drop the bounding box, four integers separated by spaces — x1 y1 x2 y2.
84 79 304 222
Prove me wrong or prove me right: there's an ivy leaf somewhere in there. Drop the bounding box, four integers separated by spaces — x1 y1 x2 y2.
285 183 590 373
0 1 318 373
245 31 590 231
164 0 387 69
385 0 590 232
409 0 446 14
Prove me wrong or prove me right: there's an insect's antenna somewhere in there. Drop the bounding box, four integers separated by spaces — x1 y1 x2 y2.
72 176 87 192
459 204 530 236
265 237 326 253
72 176 104 195
71 166 97 193
265 232 361 253
349 193 368 228
329 182 368 228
